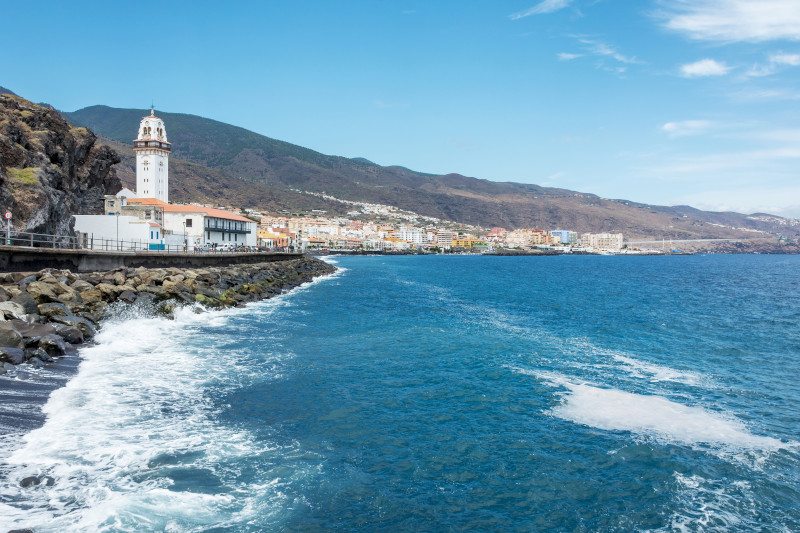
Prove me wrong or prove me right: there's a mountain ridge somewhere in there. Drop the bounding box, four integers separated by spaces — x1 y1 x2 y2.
63 104 800 241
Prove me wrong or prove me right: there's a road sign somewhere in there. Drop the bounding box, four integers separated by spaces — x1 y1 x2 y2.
4 211 11 220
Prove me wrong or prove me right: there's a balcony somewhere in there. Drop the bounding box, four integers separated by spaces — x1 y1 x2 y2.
205 222 251 234
133 140 171 151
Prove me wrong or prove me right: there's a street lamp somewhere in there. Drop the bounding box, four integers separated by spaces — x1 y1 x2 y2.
183 220 187 253
115 212 119 250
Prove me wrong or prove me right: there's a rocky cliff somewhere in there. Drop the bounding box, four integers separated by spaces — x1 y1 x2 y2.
0 94 121 241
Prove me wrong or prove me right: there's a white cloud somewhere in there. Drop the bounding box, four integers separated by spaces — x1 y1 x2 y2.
770 52 800 65
662 120 714 137
730 87 800 100
557 52 583 60
510 0 571 20
745 52 800 77
660 0 800 43
578 38 640 64
680 58 731 77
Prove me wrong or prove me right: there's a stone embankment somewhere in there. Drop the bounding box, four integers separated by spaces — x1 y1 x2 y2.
0 257 336 373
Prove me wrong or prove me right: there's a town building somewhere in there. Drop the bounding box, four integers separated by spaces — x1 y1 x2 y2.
126 198 257 248
551 230 578 245
580 232 624 251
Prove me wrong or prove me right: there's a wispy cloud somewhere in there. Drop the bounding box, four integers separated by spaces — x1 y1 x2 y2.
680 58 731 77
659 0 800 43
577 37 640 64
557 52 584 60
510 0 572 20
729 87 800 101
771 52 800 65
662 120 714 137
746 52 800 76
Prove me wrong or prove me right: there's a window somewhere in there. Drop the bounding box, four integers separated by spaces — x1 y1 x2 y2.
186 219 192 228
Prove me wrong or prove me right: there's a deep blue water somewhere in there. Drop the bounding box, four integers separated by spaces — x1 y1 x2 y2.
2 254 799 532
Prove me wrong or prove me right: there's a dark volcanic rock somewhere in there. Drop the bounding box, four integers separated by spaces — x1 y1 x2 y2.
0 346 25 364
11 292 38 315
0 94 121 240
0 322 24 348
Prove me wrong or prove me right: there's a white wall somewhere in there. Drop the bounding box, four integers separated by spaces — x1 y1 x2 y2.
73 215 157 249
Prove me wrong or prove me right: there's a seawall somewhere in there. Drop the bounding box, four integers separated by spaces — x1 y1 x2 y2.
0 256 336 373
0 246 303 273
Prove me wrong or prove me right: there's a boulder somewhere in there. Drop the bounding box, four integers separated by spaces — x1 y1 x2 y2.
0 347 25 364
79 289 103 304
50 315 96 339
38 334 69 356
11 292 39 314
0 323 24 349
19 476 40 488
0 301 26 320
26 281 59 303
9 320 56 338
29 347 52 362
53 324 83 344
118 290 137 304
95 283 120 297
54 285 81 304
38 303 70 319
70 279 95 291
18 275 37 287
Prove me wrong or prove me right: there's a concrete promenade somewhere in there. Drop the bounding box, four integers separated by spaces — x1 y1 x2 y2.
0 246 302 272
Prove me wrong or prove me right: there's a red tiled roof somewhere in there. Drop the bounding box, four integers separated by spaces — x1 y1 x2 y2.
126 198 253 223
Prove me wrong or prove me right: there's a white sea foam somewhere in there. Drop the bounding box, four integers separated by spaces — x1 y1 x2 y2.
0 288 331 531
612 354 712 387
514 369 786 451
656 473 776 533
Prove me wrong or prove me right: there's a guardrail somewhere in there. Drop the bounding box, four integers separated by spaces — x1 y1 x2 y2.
0 230 268 254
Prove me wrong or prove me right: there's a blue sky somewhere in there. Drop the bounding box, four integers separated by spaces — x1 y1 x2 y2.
4 1 800 217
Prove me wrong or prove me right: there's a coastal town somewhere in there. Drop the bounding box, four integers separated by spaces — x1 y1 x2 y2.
72 109 640 255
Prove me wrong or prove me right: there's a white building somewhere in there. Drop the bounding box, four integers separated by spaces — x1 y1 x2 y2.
398 227 425 246
580 232 624 251
134 108 171 202
126 198 257 248
73 214 163 250
436 230 453 248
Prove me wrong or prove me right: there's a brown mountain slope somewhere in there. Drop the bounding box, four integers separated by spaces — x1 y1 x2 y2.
66 105 800 240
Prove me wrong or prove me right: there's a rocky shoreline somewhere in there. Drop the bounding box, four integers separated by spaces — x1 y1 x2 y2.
0 257 336 374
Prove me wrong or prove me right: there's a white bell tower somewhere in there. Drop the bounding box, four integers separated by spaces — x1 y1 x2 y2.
134 108 171 202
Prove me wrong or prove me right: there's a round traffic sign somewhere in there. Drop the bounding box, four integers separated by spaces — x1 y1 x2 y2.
4 211 11 220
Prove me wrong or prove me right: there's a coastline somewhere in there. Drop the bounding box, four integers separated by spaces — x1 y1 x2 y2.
0 256 336 441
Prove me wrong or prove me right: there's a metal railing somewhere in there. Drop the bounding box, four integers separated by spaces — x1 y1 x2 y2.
1 230 83 249
0 230 264 254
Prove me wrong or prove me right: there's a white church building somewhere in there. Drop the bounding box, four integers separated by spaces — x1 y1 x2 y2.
74 108 257 250
134 108 171 202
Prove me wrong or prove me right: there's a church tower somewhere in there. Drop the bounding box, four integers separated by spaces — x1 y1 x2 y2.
134 108 171 202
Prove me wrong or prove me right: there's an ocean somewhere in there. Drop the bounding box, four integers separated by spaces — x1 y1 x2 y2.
1 254 799 532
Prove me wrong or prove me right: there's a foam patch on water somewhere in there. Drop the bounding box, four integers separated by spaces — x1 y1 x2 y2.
612 354 712 387
516 369 786 451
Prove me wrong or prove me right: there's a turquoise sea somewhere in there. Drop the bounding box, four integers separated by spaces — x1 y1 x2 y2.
1 254 799 532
